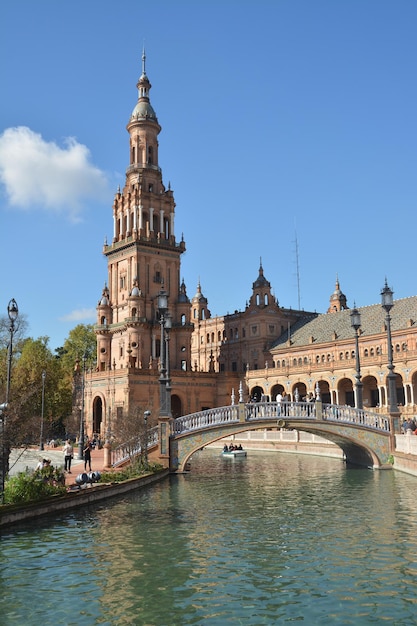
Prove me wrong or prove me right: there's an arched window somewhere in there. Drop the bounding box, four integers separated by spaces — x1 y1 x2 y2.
339 352 343 360
217 331 221 341
211 332 215 343
181 314 186 326
293 358 297 366
345 351 350 360
364 349 369 357
206 333 210 343
148 146 153 164
370 348 374 356
277 360 281 368
264 294 268 305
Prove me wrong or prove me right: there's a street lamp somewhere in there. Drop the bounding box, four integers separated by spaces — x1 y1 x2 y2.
157 289 171 417
143 410 151 465
6 299 19 405
381 280 398 414
78 353 87 460
350 304 363 409
165 312 172 414
1 298 18 502
39 370 46 450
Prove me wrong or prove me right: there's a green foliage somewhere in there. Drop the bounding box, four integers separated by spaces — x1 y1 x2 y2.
99 460 163 484
59 324 96 372
4 466 66 504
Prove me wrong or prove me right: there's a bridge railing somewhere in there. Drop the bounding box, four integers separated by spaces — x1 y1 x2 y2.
246 401 316 420
322 404 390 432
172 401 391 436
172 405 240 435
112 426 159 467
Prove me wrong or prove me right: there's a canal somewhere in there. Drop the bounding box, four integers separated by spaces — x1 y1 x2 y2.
1 449 417 625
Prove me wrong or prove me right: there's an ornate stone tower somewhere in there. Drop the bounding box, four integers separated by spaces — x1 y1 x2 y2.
96 51 192 374
87 52 212 436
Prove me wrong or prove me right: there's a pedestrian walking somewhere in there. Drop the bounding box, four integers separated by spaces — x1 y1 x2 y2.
84 440 92 471
62 439 74 473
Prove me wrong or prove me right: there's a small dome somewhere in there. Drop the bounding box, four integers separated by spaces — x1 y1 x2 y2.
131 100 157 121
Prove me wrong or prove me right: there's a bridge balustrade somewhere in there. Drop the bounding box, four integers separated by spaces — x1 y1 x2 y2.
112 426 159 466
246 401 316 420
322 405 390 432
172 405 240 435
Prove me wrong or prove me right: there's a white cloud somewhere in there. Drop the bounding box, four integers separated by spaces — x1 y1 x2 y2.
0 126 110 221
59 308 96 323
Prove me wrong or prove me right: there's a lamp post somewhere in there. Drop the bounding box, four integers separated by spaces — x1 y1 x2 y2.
350 304 363 409
164 312 172 415
39 370 46 451
5 299 19 405
143 410 151 466
381 280 398 414
1 299 18 502
157 289 171 417
78 353 87 460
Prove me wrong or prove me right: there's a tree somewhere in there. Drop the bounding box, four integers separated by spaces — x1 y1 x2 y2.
57 324 96 373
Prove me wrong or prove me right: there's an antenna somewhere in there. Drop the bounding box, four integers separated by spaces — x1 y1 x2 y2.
294 222 301 310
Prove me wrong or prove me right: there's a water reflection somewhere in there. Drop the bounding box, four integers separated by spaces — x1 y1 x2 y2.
1 451 417 624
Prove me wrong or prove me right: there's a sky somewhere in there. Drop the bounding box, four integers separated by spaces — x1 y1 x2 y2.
1 0 417 351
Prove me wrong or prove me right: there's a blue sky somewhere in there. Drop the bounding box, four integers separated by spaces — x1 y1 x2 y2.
1 0 417 351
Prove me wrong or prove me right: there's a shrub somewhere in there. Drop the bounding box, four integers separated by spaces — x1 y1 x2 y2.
99 460 163 484
4 466 67 504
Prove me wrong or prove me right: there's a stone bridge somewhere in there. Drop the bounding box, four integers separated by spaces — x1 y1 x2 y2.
113 401 395 473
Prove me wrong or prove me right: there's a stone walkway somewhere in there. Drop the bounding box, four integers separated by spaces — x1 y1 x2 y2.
9 444 107 486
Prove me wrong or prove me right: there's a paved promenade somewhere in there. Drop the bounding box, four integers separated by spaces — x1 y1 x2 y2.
9 445 107 487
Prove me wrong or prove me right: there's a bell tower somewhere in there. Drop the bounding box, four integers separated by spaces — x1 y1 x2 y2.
96 51 190 374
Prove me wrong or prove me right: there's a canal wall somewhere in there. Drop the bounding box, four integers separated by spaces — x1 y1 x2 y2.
0 469 169 529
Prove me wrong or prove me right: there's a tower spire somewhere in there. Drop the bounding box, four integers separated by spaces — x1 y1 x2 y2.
142 46 146 76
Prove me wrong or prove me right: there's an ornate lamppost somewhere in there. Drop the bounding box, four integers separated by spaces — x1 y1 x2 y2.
5 299 19 405
143 410 151 465
39 370 46 450
164 312 172 415
157 289 171 417
1 298 19 502
381 280 398 414
350 304 363 409
77 353 87 460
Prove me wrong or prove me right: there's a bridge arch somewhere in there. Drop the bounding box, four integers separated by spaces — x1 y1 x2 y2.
169 402 392 473
172 420 383 473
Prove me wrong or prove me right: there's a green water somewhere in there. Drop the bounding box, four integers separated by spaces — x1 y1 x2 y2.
1 450 417 625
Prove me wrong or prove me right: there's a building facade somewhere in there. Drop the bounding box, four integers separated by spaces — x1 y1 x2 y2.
82 57 417 439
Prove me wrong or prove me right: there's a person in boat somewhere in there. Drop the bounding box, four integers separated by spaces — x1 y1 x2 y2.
229 444 235 451
237 444 243 450
223 444 229 452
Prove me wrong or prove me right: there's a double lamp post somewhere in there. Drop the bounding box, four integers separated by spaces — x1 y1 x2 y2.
350 281 398 416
